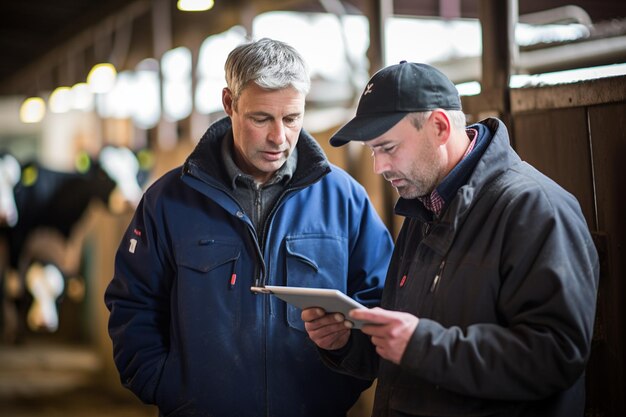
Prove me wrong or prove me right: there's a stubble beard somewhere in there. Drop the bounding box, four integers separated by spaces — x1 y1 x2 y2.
392 158 443 200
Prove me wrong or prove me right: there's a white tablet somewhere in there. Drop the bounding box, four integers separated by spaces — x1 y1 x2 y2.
250 285 371 329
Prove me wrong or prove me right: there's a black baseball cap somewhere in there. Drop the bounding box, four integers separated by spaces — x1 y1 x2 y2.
330 61 461 147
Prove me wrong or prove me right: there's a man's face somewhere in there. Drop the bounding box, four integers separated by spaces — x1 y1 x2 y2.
367 115 445 199
223 83 305 184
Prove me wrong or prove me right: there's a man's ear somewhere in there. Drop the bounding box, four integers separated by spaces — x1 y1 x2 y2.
429 110 452 144
222 88 234 116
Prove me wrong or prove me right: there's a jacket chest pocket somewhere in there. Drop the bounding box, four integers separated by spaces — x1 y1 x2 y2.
282 235 348 331
392 251 443 318
175 239 242 328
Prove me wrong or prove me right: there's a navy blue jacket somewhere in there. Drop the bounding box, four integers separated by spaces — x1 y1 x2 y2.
105 117 394 417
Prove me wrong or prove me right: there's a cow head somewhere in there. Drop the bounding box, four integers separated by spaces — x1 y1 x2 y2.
98 146 143 205
71 146 150 215
94 146 153 213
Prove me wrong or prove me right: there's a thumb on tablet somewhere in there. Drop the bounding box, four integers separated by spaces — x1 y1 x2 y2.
349 307 391 324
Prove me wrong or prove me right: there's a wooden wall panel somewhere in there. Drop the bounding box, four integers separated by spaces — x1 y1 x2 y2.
512 108 597 230
585 102 626 416
511 95 625 416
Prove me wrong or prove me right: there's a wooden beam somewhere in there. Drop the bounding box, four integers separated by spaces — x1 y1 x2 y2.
475 0 517 127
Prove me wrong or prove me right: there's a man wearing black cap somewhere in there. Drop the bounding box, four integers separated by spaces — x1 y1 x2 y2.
302 61 599 417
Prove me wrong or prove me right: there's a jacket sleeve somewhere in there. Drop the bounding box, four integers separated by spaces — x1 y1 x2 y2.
104 196 173 404
319 331 380 380
401 185 600 401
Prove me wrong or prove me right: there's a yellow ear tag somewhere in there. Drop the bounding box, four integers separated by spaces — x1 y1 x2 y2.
137 149 155 170
22 165 38 187
75 152 91 173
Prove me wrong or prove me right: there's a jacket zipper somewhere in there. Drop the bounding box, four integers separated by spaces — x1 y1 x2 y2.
257 183 308 286
430 259 446 293
184 142 329 416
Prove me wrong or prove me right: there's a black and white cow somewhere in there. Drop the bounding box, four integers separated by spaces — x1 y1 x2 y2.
0 146 150 343
0 153 22 342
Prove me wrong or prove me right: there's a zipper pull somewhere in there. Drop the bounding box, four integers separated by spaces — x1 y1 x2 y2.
430 260 446 293
229 257 239 290
254 275 262 289
399 274 408 287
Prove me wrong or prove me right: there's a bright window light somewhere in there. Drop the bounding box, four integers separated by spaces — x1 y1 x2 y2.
510 62 626 87
253 11 369 82
162 47 192 79
133 59 161 129
196 26 246 114
455 81 481 96
98 71 135 119
163 79 192 121
87 63 117 93
516 23 589 47
70 82 94 111
449 63 626 97
162 47 192 121
386 17 482 66
49 86 72 113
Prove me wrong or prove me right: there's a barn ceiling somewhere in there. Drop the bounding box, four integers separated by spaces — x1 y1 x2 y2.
1 0 625 95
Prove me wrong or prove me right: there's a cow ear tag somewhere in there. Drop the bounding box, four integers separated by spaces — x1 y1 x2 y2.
75 152 91 173
137 149 155 171
22 164 38 186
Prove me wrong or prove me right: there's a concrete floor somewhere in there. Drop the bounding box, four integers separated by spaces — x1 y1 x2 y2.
0 341 156 417
0 339 375 417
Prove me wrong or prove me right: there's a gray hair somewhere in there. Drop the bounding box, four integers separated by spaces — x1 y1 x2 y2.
224 38 310 108
407 110 467 131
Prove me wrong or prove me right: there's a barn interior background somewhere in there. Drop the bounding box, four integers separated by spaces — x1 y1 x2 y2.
0 1 625 416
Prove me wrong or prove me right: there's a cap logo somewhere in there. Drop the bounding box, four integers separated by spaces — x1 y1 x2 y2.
363 83 374 96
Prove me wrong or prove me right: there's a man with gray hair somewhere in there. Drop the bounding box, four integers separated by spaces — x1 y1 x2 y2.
105 38 393 416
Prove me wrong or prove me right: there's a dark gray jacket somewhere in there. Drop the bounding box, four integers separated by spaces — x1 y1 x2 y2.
323 118 599 417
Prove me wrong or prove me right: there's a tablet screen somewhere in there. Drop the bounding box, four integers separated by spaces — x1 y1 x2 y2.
250 285 371 329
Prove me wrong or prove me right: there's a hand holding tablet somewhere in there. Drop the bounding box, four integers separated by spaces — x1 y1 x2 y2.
250 285 373 329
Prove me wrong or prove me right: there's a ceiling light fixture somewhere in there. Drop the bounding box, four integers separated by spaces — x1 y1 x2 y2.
87 62 117 93
19 97 46 123
177 0 214 12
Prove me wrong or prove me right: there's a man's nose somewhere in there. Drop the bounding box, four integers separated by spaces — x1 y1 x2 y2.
373 154 388 175
267 121 286 145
